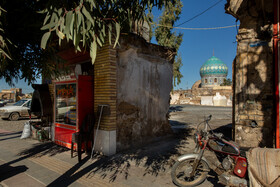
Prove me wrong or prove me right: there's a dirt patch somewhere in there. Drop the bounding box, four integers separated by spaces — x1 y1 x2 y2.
118 102 139 115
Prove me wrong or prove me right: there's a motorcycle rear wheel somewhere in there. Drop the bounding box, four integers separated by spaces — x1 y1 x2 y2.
171 158 209 187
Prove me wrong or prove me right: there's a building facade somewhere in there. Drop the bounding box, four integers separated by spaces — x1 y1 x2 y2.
41 34 174 156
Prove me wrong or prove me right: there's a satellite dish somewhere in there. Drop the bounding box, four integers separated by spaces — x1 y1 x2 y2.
75 64 82 79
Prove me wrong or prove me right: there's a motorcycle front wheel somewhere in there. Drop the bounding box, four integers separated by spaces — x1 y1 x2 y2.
171 158 209 187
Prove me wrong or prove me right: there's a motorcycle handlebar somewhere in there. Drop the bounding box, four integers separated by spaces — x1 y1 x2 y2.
197 115 213 132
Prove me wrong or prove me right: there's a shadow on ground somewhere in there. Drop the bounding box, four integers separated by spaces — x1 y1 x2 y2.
15 120 232 186
47 128 194 186
0 141 68 183
0 131 22 141
16 125 194 186
0 131 22 137
18 142 69 157
88 130 194 181
169 120 188 126
169 106 184 112
0 164 28 182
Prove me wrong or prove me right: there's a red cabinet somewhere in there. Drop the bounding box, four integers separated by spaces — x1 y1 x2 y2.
54 76 93 148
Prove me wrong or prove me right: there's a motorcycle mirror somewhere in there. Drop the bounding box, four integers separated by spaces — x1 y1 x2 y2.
250 120 258 128
206 115 212 121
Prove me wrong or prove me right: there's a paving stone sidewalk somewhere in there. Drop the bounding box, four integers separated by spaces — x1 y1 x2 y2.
0 127 221 187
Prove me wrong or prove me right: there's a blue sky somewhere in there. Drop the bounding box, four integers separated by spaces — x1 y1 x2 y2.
0 0 237 93
0 79 41 94
151 0 238 90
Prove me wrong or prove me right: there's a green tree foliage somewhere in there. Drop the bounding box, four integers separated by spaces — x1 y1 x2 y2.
39 0 171 64
0 0 172 85
221 78 232 86
173 54 183 86
154 0 183 87
0 7 11 61
0 0 63 86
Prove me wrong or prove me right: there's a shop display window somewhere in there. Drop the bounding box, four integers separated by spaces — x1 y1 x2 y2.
55 83 77 125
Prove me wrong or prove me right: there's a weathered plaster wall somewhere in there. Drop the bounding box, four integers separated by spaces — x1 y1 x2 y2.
170 92 180 104
226 0 274 147
116 34 173 150
201 96 213 106
170 88 232 105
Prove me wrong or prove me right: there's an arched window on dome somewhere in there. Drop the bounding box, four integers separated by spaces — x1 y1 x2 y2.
214 78 217 83
205 79 208 84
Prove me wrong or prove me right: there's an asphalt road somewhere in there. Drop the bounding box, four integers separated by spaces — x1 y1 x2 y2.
0 104 232 133
169 104 232 138
0 118 29 133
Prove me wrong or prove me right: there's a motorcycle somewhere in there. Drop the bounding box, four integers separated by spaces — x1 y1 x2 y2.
171 115 249 187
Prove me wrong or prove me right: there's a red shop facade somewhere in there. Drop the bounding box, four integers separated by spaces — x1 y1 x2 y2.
52 49 94 149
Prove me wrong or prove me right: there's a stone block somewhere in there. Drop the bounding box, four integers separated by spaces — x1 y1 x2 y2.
201 96 213 106
213 92 227 106
235 125 261 147
252 115 264 121
235 123 274 148
239 115 249 120
256 110 265 115
93 129 116 156
247 110 257 115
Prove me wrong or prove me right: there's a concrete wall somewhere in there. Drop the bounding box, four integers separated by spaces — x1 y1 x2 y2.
170 87 232 106
170 93 180 104
116 34 173 150
226 0 274 147
201 96 213 106
213 93 228 106
201 93 230 106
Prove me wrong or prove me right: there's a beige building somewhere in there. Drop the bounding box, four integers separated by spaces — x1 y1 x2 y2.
0 88 23 102
170 84 232 107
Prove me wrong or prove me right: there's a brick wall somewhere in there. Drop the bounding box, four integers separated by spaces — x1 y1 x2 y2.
94 44 117 131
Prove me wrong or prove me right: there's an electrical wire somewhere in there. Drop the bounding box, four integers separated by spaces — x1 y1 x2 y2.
175 0 224 27
151 22 239 30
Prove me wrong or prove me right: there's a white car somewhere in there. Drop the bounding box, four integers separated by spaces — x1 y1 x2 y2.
0 100 6 107
0 99 32 121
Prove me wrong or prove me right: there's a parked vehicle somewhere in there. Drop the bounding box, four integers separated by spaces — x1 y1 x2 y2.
0 101 5 107
0 99 32 121
0 99 9 107
171 115 249 187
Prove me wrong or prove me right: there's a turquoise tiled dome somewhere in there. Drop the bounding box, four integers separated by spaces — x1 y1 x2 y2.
200 56 228 77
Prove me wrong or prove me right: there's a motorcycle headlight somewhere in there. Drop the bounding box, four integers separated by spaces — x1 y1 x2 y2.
193 133 198 144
